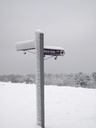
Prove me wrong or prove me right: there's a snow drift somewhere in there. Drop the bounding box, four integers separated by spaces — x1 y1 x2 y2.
0 82 96 128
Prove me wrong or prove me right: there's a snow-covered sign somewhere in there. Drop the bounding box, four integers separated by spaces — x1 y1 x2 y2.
16 41 65 56
15 30 65 128
15 40 35 51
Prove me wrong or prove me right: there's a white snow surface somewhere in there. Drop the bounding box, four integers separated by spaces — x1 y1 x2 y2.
0 82 96 128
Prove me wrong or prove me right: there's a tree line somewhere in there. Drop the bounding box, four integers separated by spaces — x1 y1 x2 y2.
0 72 96 88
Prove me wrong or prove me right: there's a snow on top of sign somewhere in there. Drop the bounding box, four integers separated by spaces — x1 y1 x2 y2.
35 29 43 33
44 46 64 50
16 40 33 44
15 40 35 51
15 39 65 52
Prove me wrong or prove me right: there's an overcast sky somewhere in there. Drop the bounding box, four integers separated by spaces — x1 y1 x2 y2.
0 0 96 75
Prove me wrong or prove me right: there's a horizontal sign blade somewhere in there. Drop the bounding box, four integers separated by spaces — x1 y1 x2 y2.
44 46 65 56
44 48 64 56
15 40 35 51
15 41 65 56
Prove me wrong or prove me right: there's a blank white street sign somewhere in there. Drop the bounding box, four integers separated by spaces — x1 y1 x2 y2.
15 40 35 51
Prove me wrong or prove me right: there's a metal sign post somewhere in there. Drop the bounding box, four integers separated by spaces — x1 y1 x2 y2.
15 30 65 128
35 31 45 128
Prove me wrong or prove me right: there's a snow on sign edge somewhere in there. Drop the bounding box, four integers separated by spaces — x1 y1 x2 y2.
44 46 64 50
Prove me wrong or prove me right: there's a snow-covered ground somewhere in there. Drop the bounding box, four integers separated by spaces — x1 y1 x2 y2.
0 82 96 128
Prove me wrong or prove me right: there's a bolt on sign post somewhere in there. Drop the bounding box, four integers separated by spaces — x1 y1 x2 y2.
35 31 45 128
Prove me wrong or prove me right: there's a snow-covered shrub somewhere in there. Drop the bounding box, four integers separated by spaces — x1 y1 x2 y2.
74 72 91 88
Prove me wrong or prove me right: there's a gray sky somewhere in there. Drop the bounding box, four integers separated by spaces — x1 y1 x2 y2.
0 0 96 75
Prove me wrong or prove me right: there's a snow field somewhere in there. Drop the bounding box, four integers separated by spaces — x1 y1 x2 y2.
0 82 96 128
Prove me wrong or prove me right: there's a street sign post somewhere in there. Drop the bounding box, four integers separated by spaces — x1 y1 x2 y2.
35 31 45 128
15 30 65 128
